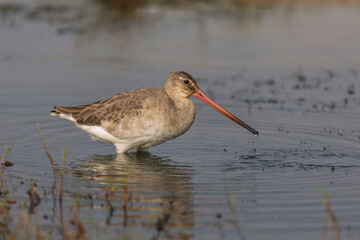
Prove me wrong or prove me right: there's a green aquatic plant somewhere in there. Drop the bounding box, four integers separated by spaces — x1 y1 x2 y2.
1 140 16 167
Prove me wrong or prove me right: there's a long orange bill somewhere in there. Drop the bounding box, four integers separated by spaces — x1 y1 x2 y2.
192 89 259 135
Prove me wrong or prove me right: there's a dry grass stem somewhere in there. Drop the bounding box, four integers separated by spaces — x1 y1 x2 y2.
37 124 56 192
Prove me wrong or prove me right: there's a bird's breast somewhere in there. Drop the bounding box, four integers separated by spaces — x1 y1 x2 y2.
164 98 196 138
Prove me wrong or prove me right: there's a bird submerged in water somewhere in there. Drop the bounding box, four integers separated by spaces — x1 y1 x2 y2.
51 71 258 153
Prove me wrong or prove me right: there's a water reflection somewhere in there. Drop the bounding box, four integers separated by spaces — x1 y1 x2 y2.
71 153 194 232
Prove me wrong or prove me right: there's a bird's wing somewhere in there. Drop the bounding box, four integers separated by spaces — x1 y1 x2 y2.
54 88 164 126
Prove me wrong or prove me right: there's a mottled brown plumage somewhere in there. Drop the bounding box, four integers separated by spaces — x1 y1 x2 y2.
55 88 166 126
51 71 258 153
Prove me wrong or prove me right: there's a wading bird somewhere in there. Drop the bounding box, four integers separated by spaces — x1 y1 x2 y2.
51 71 258 153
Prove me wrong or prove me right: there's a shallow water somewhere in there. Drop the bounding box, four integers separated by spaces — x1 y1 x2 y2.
1 0 360 239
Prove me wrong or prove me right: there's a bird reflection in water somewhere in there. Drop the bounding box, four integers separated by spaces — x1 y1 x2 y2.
70 152 194 236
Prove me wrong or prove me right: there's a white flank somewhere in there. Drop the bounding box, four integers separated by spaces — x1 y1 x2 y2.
76 124 121 143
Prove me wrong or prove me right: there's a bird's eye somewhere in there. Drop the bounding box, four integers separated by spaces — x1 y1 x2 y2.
184 80 190 84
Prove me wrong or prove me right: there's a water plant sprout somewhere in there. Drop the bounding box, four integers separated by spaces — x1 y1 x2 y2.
1 140 16 167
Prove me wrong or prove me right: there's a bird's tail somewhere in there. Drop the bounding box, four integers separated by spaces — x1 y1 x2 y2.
51 105 89 122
